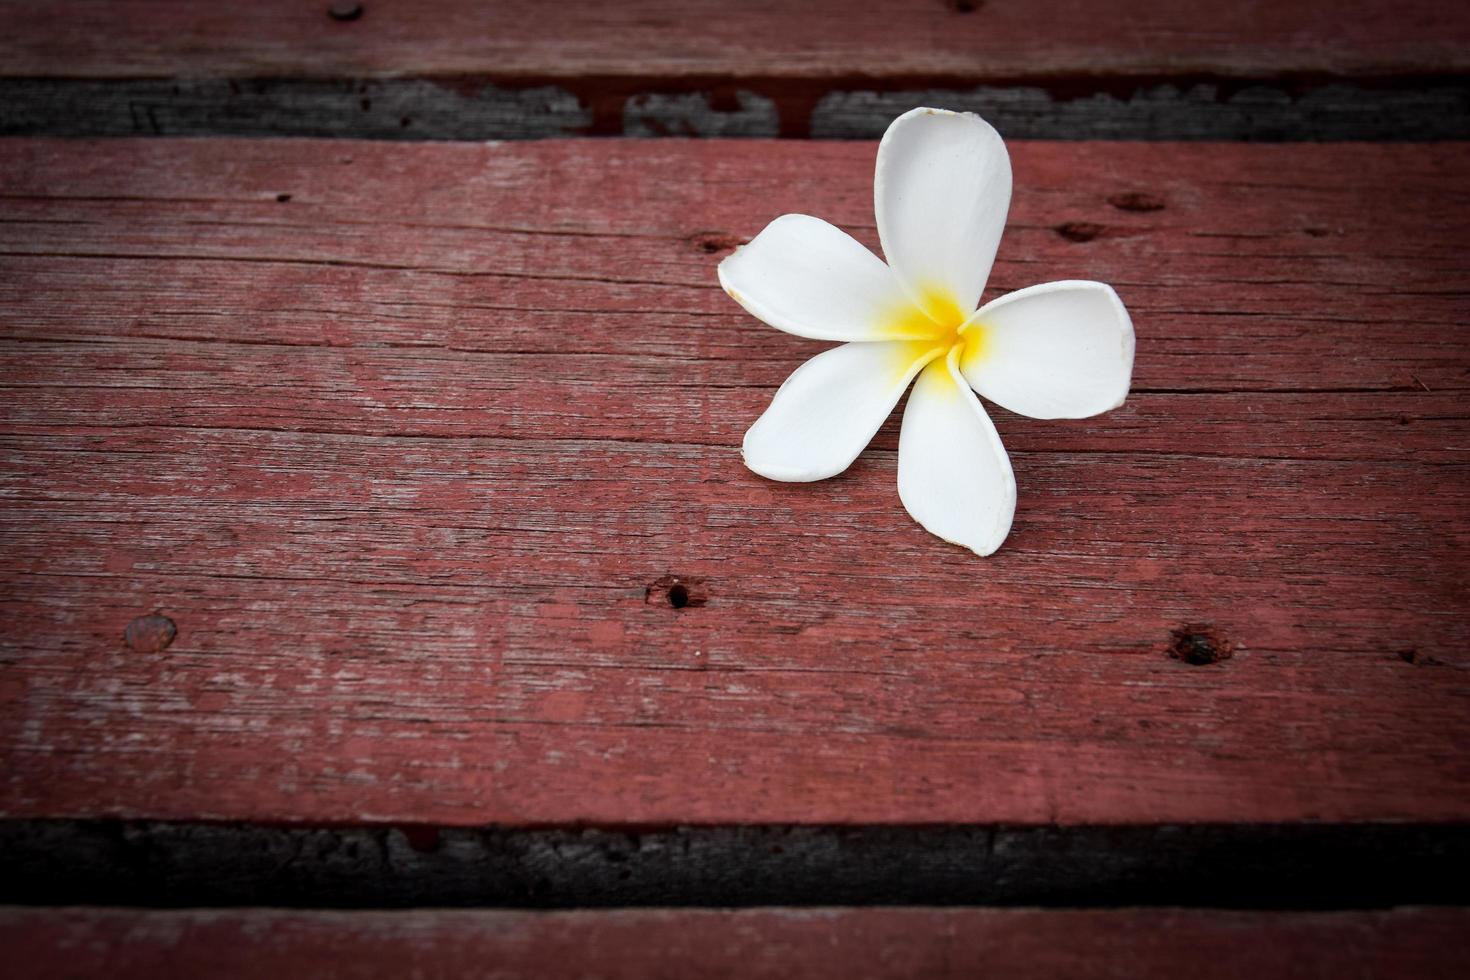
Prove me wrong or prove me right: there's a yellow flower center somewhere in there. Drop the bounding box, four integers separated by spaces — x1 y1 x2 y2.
885 284 989 381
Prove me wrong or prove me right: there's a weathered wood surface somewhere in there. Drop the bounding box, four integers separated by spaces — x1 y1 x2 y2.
1 138 1468 828
8 0 1466 78
3 1 1468 139
3 907 1468 979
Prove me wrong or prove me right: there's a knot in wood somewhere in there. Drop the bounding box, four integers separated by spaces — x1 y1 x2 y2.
1108 192 1166 212
1056 221 1104 243
1168 625 1233 666
125 614 177 653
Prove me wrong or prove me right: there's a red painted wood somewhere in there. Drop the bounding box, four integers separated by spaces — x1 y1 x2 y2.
2 907 1466 979
0 138 1468 826
2 1 1466 79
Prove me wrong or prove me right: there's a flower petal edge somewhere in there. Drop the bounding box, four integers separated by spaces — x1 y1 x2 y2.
743 339 946 482
897 346 1017 555
717 213 926 342
958 280 1135 420
875 107 1013 321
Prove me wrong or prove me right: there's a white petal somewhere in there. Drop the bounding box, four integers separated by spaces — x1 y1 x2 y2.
744 339 945 482
875 107 1012 321
897 348 1016 556
958 281 1135 420
718 213 932 342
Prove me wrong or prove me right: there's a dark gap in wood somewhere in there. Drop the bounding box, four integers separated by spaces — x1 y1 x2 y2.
1 820 1466 910
1 72 1466 140
1167 624 1233 666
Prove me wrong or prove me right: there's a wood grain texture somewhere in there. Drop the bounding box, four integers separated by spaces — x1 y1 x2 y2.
1 138 1468 828
5 0 1467 79
3 907 1467 980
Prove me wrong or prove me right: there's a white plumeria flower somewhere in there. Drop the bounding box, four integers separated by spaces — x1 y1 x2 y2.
718 107 1135 556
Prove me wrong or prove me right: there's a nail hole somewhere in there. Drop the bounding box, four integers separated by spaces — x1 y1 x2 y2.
1304 227 1330 238
645 574 707 609
690 231 746 255
1056 221 1103 243
950 0 982 11
124 613 177 653
327 2 363 22
1399 416 1411 426
275 193 292 203
1167 624 1233 665
399 116 412 128
360 97 372 111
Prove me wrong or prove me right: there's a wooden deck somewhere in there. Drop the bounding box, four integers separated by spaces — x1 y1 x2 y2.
2 1 1469 975
3 137 1467 829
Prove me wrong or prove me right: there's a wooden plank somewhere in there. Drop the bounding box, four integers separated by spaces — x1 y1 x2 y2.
6 1 1467 79
1 138 1468 828
2 2 1468 139
2 907 1467 980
